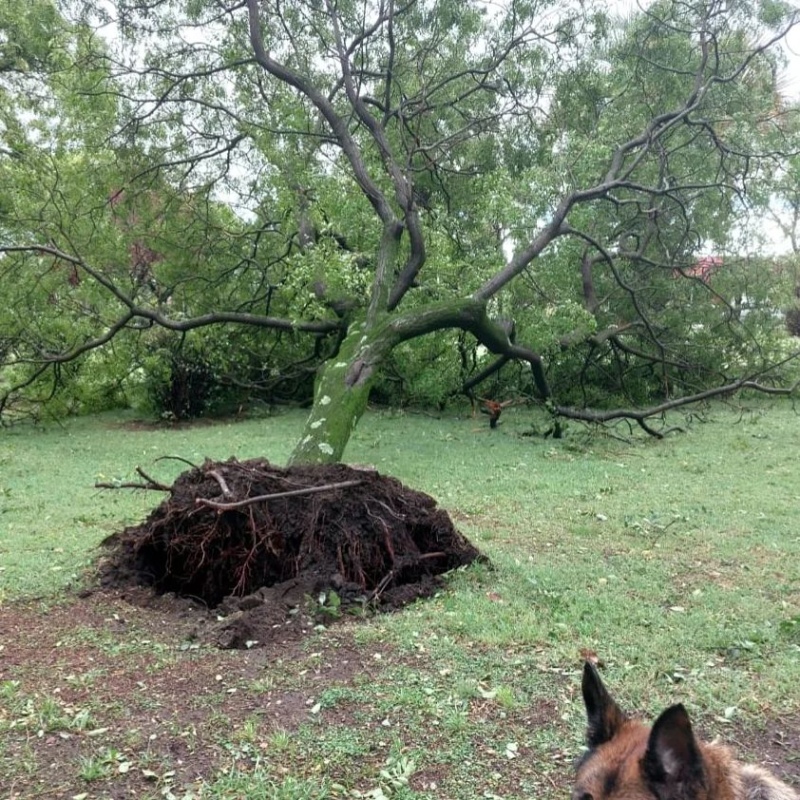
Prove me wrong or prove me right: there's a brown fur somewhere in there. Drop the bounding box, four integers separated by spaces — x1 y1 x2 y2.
573 663 798 800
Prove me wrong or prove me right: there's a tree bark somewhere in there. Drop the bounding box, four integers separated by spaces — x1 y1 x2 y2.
288 325 376 465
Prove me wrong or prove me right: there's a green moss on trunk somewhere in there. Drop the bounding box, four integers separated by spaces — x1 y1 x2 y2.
288 324 374 465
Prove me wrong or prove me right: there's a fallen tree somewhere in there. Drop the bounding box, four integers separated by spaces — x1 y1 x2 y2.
2 0 799 448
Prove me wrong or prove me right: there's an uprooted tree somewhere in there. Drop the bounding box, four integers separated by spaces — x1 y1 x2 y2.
98 458 484 635
2 0 800 455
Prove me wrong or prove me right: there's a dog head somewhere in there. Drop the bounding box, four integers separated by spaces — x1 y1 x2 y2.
573 662 709 800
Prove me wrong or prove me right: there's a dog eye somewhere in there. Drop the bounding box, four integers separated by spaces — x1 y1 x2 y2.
581 794 593 800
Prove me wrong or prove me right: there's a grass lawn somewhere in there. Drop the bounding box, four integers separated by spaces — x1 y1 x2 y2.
1 400 799 798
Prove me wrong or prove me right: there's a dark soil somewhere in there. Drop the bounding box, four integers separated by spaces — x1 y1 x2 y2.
99 458 484 648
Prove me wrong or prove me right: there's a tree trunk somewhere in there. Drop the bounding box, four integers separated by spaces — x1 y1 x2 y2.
288 298 552 465
288 324 375 465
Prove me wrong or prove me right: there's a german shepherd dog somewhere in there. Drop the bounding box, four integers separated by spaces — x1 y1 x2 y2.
574 662 798 800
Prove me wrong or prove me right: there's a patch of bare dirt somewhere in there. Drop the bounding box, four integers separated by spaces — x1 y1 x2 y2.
98 459 484 650
0 592 396 798
727 718 800 786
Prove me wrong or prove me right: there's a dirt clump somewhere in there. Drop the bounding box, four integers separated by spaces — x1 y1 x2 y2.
99 458 484 647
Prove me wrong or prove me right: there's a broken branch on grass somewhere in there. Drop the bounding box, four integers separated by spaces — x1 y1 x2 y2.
136 466 171 490
94 467 172 492
195 479 364 510
95 480 165 490
95 466 171 492
555 375 800 436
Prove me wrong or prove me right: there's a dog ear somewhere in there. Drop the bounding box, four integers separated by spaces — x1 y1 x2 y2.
581 661 626 748
643 704 706 794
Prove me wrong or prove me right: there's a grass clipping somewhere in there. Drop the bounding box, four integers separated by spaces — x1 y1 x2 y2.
100 458 483 644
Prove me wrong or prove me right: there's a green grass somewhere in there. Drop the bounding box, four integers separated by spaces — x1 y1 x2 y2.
1 400 799 797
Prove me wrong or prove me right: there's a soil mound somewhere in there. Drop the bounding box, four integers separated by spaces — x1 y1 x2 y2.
99 458 484 647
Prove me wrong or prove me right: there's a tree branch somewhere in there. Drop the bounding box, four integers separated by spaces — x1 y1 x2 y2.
555 376 800 436
196 479 363 510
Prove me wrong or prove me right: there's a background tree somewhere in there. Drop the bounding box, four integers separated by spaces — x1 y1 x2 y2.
764 116 800 336
1 0 799 458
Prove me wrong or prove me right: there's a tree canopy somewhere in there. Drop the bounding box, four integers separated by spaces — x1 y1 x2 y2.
1 0 799 458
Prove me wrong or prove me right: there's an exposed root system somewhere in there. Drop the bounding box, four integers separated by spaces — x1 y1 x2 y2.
99 458 484 646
